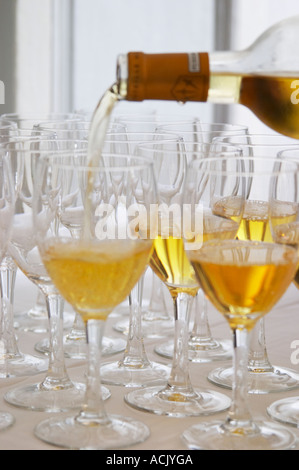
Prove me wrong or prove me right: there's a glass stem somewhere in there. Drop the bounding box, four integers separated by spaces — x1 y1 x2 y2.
66 312 86 342
189 290 219 347
76 319 109 425
119 276 150 368
0 256 20 361
222 328 257 434
143 272 169 321
248 318 273 373
165 291 194 395
40 290 73 391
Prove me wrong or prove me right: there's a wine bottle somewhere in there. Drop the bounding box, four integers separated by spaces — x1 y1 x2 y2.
116 15 299 138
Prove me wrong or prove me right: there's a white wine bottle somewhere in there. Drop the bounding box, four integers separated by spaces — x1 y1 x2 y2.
116 15 299 138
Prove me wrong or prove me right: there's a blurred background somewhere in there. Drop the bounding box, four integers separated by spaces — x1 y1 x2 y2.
0 0 299 131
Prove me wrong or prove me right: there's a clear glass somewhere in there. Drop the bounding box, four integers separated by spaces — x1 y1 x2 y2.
267 147 299 427
33 153 156 449
3 141 93 412
0 132 51 376
123 146 244 417
181 156 298 450
207 134 299 393
0 146 17 430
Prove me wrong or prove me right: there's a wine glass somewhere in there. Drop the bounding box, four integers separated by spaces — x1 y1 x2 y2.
33 152 156 449
153 122 249 363
35 120 127 141
267 147 299 427
207 133 299 393
2 114 83 334
3 140 95 412
0 146 17 430
123 145 243 417
182 156 299 450
0 132 54 377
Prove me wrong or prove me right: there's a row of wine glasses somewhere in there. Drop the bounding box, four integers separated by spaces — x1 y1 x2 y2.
32 146 299 449
1 112 299 449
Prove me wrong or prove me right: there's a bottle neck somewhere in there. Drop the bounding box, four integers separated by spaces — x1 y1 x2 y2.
117 52 210 102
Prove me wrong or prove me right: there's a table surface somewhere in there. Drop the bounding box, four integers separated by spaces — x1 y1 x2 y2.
1 268 299 451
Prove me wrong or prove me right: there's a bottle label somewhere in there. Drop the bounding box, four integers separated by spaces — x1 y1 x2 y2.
188 53 200 73
126 52 210 103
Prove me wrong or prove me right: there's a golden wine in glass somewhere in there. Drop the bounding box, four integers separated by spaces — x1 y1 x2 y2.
208 135 299 394
124 147 243 417
182 156 299 450
33 152 156 449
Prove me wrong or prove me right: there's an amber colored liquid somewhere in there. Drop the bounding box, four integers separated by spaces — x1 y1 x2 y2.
210 73 299 139
237 200 273 242
150 236 198 298
189 240 298 330
236 200 297 242
151 214 239 297
42 238 152 322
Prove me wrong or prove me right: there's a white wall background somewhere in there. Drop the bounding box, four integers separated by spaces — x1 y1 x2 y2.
1 0 299 132
72 0 216 120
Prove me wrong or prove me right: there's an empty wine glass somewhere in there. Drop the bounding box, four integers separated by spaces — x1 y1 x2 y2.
33 152 156 449
0 145 17 429
0 132 52 377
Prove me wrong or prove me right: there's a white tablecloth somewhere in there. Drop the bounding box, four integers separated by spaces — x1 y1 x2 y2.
1 269 299 451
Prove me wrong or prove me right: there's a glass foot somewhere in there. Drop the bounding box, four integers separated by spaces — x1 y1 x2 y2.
34 414 150 450
113 316 174 338
181 420 297 450
100 360 170 388
267 397 299 427
4 381 110 412
155 338 232 363
34 336 126 359
0 411 14 431
124 385 231 417
14 310 74 334
0 353 48 378
208 365 299 394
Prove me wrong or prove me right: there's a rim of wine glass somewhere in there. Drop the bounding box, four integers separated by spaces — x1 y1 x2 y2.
2 137 89 147
112 114 201 123
277 148 299 159
0 120 18 130
155 121 249 133
0 112 85 123
42 152 154 172
188 154 299 177
135 141 242 155
212 133 299 146
4 145 154 172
